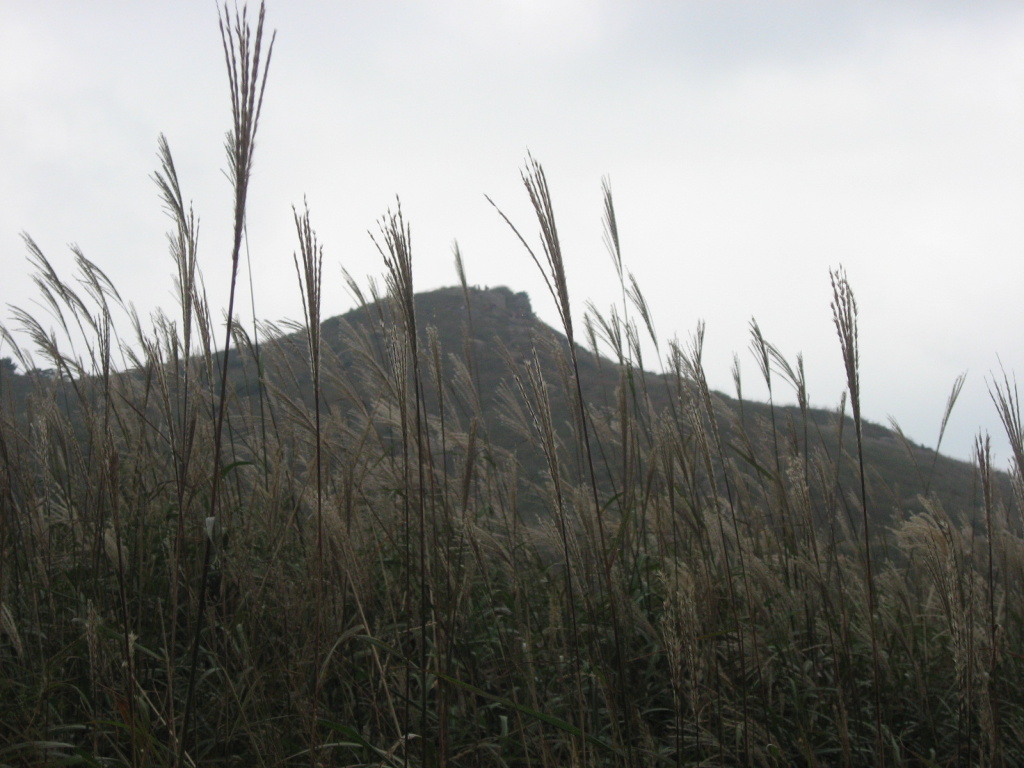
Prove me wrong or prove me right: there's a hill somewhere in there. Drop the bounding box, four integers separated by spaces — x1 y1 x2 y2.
1 283 1004 535
208 283 1000 532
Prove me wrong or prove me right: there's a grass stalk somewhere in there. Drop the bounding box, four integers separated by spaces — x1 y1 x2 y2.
178 5 273 765
830 266 884 766
292 200 325 763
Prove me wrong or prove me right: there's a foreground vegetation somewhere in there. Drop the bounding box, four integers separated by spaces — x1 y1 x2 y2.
2 5 1022 766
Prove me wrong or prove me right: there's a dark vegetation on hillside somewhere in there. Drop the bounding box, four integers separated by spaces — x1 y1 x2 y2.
5 282 996 533
2 5 1023 767
250 284 1002 526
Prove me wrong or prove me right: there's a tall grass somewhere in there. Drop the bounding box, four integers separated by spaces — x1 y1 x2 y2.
2 5 1023 767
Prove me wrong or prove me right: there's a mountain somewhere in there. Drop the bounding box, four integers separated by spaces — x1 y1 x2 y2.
0 284 1003 533
211 284 1000 531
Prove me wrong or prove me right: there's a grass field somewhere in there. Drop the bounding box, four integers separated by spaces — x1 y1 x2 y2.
1 5 1022 766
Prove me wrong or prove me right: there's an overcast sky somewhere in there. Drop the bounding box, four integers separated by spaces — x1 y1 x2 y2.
2 1 1023 469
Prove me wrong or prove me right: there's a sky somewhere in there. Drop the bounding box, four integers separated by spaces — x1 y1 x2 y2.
2 1 1023 469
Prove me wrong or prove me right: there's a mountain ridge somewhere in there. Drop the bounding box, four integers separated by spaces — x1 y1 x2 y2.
234 283 999 528
0 283 1003 528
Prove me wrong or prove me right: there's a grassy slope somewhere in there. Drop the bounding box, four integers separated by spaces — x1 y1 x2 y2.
2 263 1019 768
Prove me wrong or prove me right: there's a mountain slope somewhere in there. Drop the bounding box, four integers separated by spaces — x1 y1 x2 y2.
224 284 1000 530
0 283 1001 529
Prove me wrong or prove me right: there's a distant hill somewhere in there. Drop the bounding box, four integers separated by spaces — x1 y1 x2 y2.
1 284 1004 530
220 284 1000 529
